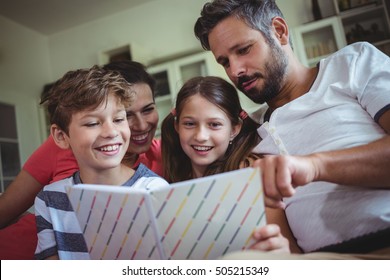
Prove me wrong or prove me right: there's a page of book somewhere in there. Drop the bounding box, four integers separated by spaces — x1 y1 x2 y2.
66 167 266 260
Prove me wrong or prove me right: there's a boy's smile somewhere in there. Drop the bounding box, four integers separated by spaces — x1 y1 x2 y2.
64 93 130 174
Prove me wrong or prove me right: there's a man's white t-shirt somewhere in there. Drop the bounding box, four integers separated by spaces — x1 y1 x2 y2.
252 42 390 253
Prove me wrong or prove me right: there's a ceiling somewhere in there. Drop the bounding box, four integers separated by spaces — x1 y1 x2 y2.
0 0 157 35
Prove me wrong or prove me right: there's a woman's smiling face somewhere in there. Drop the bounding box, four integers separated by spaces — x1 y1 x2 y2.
125 83 159 155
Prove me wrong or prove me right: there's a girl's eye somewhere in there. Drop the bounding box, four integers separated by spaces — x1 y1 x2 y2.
183 121 195 127
209 122 222 129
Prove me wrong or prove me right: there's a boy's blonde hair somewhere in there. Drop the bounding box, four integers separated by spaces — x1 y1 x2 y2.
41 65 134 134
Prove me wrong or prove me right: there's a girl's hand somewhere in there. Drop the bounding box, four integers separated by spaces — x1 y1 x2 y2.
250 224 290 253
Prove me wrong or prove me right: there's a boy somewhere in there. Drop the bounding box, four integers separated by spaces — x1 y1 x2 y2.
34 65 168 260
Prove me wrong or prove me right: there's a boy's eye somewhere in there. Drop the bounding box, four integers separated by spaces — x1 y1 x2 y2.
85 122 99 127
114 118 125 123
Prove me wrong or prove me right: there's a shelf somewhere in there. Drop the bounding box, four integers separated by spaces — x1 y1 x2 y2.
292 16 346 66
307 54 331 66
293 0 390 66
338 1 379 13
153 76 171 98
98 43 151 66
148 52 214 136
342 7 390 44
147 51 258 136
303 26 339 58
375 39 390 55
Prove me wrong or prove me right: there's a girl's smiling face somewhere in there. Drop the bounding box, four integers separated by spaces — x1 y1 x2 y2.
175 94 240 178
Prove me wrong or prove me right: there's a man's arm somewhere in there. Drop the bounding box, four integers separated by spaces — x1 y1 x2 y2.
256 110 390 208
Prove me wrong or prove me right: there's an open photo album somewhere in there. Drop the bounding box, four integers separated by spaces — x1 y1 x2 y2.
65 167 266 260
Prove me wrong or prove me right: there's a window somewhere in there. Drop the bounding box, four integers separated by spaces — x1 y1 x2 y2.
0 102 21 192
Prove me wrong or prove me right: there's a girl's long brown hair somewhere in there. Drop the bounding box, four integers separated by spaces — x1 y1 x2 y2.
161 76 261 183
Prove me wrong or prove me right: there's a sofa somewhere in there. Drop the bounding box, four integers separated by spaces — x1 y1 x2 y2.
0 212 37 260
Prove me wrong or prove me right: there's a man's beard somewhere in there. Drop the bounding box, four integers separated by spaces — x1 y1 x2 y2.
238 43 288 104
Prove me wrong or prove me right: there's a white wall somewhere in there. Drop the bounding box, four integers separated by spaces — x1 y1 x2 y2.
47 0 335 79
47 0 209 80
1 0 322 163
0 16 51 163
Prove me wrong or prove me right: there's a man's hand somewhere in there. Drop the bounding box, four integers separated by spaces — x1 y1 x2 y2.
254 155 318 208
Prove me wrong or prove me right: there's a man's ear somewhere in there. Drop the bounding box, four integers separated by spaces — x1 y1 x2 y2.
51 124 70 149
272 16 289 45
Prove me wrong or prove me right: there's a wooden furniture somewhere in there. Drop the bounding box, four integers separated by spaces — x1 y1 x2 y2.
292 0 390 66
147 51 257 136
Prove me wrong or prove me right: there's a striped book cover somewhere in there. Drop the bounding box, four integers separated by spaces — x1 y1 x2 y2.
65 167 266 260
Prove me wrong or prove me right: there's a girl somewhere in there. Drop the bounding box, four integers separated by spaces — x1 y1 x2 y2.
161 76 298 253
162 76 260 182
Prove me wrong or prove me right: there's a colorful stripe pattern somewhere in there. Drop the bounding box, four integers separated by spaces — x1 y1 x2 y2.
66 168 265 260
150 168 264 259
67 188 156 260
